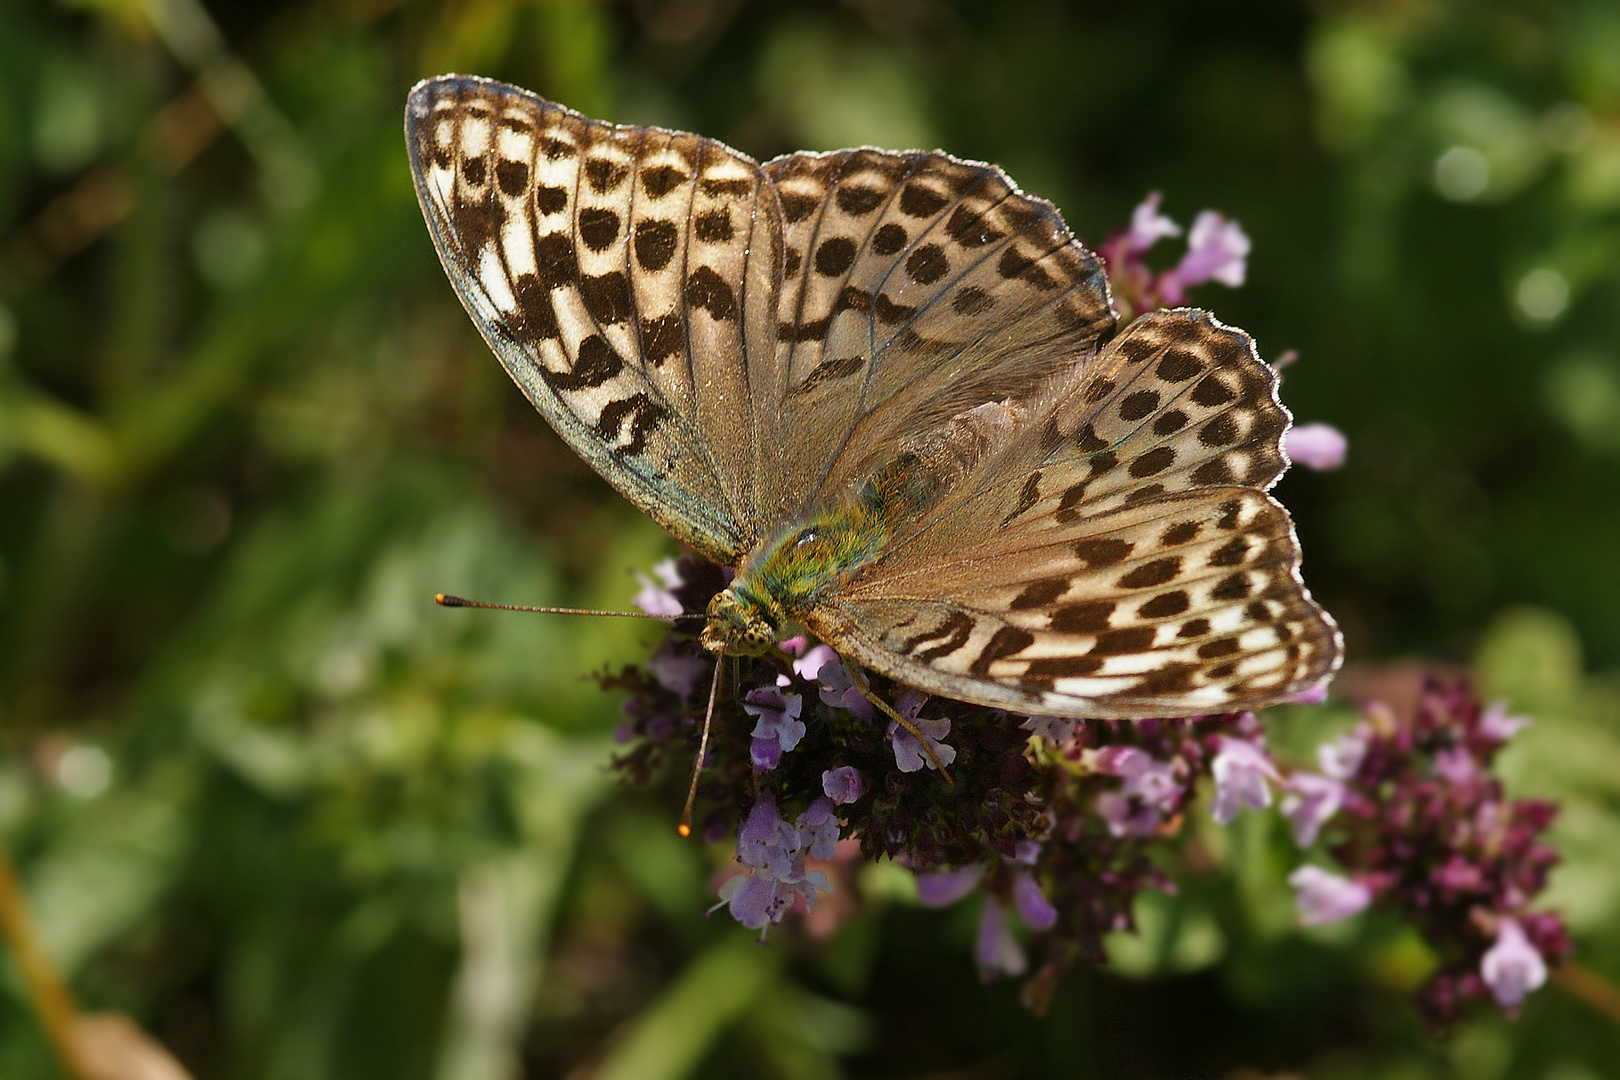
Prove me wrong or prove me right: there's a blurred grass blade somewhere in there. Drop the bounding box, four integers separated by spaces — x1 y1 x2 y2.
592 938 778 1080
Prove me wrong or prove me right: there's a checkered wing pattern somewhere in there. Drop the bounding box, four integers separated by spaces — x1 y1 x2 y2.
406 75 783 562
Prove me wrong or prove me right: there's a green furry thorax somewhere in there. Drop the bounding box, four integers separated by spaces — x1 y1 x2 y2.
735 494 893 618
700 460 933 655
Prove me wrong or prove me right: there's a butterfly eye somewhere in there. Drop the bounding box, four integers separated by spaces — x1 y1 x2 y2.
795 530 819 548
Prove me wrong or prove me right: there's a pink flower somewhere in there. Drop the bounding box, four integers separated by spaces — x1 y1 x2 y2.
1479 700 1531 742
1092 744 1149 777
632 558 684 616
1481 918 1548 1010
821 765 865 805
1435 745 1477 786
1158 211 1250 302
718 792 836 933
1288 866 1372 926
797 796 840 861
1284 423 1348 471
792 643 837 681
1013 869 1058 931
975 902 1027 981
716 873 829 930
1020 714 1080 743
736 792 796 879
1092 744 1185 836
646 638 707 698
1210 735 1280 824
744 686 804 771
1123 192 1181 254
1288 679 1331 704
798 645 876 720
1281 771 1345 847
1317 728 1368 780
887 692 956 772
914 865 987 907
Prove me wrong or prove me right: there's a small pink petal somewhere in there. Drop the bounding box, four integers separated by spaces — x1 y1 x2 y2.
1125 192 1182 254
915 864 987 907
1289 866 1372 926
1285 423 1348 471
1482 918 1548 1010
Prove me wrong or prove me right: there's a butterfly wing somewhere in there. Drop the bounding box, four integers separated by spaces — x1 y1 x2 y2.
405 75 784 563
758 149 1115 523
806 310 1342 717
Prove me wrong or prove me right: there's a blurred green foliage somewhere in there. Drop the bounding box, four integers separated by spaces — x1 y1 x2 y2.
1 1 1618 1077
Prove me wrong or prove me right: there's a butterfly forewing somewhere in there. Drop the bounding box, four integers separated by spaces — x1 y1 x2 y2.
405 75 783 562
761 149 1114 521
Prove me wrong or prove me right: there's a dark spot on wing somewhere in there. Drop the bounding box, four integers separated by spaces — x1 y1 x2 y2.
635 220 678 272
1118 558 1180 589
686 266 737 320
1050 600 1114 634
578 208 620 252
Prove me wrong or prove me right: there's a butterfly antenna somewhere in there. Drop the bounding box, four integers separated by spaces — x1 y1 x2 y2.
435 594 704 623
678 660 725 838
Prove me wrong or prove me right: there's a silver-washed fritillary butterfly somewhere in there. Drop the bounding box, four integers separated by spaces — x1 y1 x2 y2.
405 75 1341 720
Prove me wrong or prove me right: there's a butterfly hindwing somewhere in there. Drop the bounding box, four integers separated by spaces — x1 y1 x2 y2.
819 488 1337 716
814 308 1340 715
405 75 783 562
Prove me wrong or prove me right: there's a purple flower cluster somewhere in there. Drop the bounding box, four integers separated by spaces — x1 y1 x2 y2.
606 559 1568 1025
1098 193 1250 321
607 555 1041 865
1283 681 1567 1022
1011 711 1287 1002
715 791 837 933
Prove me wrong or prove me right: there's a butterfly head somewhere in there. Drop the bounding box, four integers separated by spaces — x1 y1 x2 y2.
700 588 779 657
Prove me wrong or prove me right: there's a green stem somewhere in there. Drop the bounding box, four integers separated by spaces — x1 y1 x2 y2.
0 842 84 1079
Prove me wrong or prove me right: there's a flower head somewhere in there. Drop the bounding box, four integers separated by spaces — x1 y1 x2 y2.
719 791 838 934
1210 735 1280 824
822 765 865 805
1123 192 1181 254
1289 866 1372 926
1158 211 1250 302
1285 423 1349 471
1481 918 1548 1011
1281 771 1345 848
632 558 685 616
744 685 805 771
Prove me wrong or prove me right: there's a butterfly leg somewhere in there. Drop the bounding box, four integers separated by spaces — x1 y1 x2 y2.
845 667 955 786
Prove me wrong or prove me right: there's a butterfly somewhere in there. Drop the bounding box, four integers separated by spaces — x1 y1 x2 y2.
405 74 1341 723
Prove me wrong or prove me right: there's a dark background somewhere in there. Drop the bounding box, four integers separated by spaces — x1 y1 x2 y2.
1 1 1617 1077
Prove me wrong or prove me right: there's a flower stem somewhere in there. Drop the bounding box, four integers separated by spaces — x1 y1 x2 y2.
1552 961 1620 1026
0 841 84 1079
